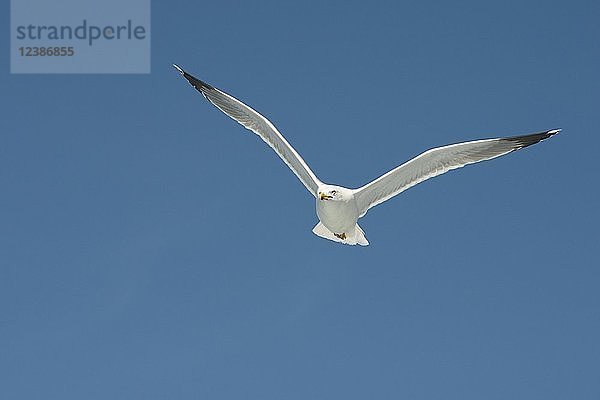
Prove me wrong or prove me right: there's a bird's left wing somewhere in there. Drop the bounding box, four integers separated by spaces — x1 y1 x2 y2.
173 64 321 197
353 129 560 217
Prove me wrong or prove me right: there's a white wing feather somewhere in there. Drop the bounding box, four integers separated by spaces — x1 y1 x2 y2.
174 64 321 197
354 129 560 217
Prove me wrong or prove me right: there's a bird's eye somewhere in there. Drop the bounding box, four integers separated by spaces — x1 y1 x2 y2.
331 190 337 195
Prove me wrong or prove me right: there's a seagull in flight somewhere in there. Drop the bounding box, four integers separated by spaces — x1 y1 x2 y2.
173 64 560 246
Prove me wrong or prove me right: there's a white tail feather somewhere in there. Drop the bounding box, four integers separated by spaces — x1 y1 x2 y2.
312 222 369 246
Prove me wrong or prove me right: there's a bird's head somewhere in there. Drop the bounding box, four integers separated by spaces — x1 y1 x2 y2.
318 186 351 202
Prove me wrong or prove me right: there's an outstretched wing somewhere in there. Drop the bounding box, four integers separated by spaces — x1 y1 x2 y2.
174 64 322 197
353 129 561 217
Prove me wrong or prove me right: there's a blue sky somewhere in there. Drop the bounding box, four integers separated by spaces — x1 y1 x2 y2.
2 0 599 398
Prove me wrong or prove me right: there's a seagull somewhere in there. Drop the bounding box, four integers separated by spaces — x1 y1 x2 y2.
173 64 560 246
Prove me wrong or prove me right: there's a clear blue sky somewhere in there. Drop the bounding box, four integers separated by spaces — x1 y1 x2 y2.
2 0 599 399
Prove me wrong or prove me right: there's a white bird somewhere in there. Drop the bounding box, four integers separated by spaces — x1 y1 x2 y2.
173 64 560 246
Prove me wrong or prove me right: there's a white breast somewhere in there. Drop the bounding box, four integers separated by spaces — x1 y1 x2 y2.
316 198 359 233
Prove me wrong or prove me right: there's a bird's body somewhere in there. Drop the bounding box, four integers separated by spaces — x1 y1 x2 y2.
314 185 365 244
174 64 560 246
316 186 358 234
316 185 358 235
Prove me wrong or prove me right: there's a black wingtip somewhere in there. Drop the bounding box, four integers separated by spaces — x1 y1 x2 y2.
172 63 185 75
172 63 214 92
504 128 561 149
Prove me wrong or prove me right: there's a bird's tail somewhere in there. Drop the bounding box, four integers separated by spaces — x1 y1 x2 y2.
312 222 369 246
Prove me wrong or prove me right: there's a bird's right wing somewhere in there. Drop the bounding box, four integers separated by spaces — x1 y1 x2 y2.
174 64 322 197
353 129 560 217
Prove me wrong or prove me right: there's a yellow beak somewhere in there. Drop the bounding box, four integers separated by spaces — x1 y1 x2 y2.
319 193 333 200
